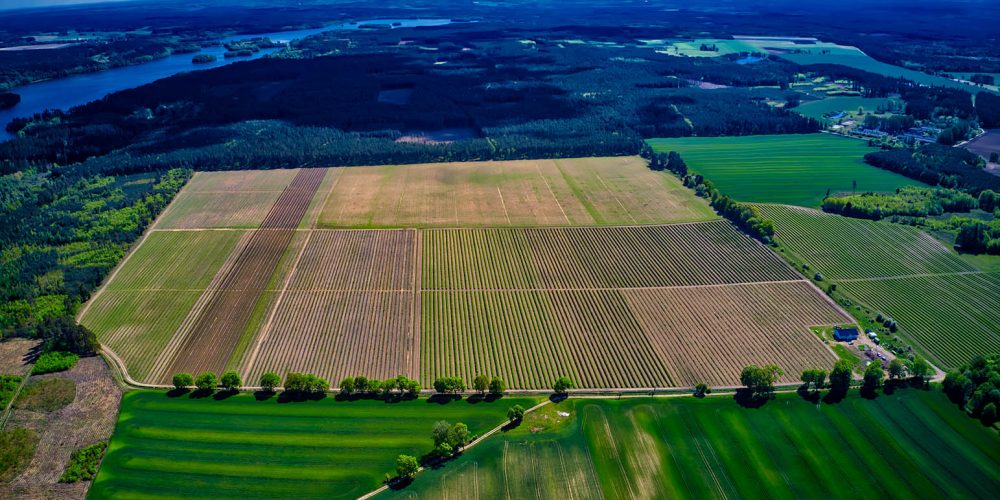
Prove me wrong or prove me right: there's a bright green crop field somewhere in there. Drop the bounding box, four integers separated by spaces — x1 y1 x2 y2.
647 134 923 207
793 96 894 121
384 390 1000 499
90 391 538 499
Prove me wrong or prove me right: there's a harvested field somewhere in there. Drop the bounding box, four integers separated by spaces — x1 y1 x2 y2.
2 357 121 500
318 157 716 228
422 221 800 290
155 168 326 383
623 281 847 386
963 128 1000 159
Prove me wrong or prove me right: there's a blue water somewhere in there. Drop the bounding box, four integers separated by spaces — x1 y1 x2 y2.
0 18 452 138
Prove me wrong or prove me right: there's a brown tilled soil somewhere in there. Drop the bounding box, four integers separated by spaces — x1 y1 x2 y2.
0 339 41 375
161 168 326 381
2 357 121 499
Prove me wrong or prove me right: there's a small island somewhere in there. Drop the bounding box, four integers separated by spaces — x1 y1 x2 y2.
191 54 217 64
0 92 20 110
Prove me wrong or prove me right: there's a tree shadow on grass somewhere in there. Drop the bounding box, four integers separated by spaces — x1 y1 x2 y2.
467 393 503 404
189 388 214 399
426 394 462 405
277 391 327 403
166 388 190 398
733 389 769 408
213 389 239 401
254 390 275 401
797 386 820 404
386 476 413 491
549 393 568 403
822 388 848 405
500 419 520 433
859 385 879 400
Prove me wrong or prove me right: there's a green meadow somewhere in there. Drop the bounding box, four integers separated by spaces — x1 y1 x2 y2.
647 134 923 207
385 390 999 499
793 96 895 121
90 391 538 499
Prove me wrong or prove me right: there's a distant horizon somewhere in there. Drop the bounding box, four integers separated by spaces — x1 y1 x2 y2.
0 0 132 12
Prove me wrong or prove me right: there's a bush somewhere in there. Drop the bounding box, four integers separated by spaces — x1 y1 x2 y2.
489 377 506 395
31 351 79 375
395 454 419 479
59 441 108 483
694 383 711 397
195 372 217 391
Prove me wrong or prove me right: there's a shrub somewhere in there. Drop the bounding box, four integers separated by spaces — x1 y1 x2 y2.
31 351 79 375
553 376 574 394
395 454 419 479
339 376 355 394
59 441 108 483
694 382 711 397
489 377 506 395
172 373 194 390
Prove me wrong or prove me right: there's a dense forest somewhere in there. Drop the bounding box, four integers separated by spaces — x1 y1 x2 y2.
864 145 998 193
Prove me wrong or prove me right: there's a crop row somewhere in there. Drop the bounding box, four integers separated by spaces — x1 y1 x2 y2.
624 281 846 387
420 290 673 389
244 291 415 386
839 273 1000 369
422 220 800 290
105 231 245 291
289 229 416 291
758 204 974 280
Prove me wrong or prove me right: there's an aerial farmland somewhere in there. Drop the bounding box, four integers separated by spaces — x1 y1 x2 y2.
80 158 851 389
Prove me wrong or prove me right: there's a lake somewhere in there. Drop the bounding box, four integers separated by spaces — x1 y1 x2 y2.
0 18 452 139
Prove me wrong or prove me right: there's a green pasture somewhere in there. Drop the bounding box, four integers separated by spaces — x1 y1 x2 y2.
385 390 999 499
645 38 760 57
90 391 538 499
793 96 895 121
647 134 923 207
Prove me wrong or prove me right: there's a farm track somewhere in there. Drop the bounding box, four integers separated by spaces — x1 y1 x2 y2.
155 168 326 383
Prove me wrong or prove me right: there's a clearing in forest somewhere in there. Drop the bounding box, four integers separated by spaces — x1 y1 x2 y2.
647 134 923 207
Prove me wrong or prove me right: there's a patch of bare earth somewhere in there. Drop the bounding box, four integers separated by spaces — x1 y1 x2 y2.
0 339 40 375
2 357 121 499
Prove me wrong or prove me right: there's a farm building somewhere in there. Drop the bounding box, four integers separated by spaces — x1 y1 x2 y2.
833 327 859 341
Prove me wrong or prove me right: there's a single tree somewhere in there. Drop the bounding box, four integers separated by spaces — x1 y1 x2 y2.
395 454 419 479
340 376 355 394
447 422 471 451
740 364 783 399
553 376 574 395
259 371 281 392
473 374 489 394
488 377 506 395
220 371 242 391
507 404 525 422
432 420 451 446
863 362 884 391
887 358 907 380
172 372 194 390
195 371 217 391
354 375 369 393
829 359 853 394
982 403 998 426
907 357 932 385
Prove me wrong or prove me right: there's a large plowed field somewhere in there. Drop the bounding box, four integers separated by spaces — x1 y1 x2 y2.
83 159 852 389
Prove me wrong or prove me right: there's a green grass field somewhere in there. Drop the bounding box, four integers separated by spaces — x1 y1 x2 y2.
757 204 1000 369
90 391 538 499
793 96 894 121
385 390 999 499
647 134 923 207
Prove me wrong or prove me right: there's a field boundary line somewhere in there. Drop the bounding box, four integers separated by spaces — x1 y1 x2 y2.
497 187 513 225
536 160 571 224
356 399 551 500
590 169 638 225
240 228 317 378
